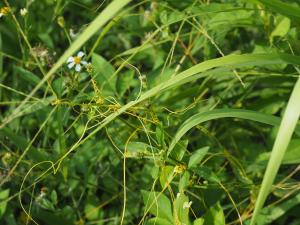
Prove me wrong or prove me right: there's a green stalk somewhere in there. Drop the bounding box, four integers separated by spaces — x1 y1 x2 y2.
250 76 300 225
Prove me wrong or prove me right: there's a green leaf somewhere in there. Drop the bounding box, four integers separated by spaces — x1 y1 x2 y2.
84 203 100 221
194 218 205 225
38 198 55 211
52 77 64 98
193 166 220 183
174 193 191 225
0 189 10 219
51 190 58 205
125 142 156 158
179 172 190 192
257 139 300 165
38 32 54 49
188 147 209 169
92 53 116 96
271 17 290 38
160 166 174 189
14 66 43 88
34 207 75 225
142 191 173 222
0 127 50 162
146 218 173 225
270 17 290 43
169 140 188 161
116 70 137 98
282 139 300 164
203 202 225 225
261 193 300 224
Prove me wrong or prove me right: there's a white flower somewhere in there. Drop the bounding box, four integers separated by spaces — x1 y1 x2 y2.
20 8 28 16
69 29 77 39
67 51 87 72
183 201 192 209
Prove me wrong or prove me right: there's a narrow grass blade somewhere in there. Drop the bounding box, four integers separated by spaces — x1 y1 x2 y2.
250 76 300 225
258 0 300 21
167 109 300 155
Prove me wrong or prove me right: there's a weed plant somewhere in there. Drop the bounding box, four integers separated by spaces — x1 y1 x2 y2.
0 0 300 225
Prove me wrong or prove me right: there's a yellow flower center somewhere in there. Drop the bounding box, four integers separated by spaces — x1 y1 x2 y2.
74 56 81 64
0 7 10 15
174 164 186 174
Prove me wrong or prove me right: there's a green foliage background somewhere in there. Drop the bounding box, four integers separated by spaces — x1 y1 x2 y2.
0 0 300 224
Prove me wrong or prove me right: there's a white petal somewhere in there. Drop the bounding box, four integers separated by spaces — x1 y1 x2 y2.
67 56 74 63
68 62 75 69
75 64 81 72
77 51 84 58
81 60 87 65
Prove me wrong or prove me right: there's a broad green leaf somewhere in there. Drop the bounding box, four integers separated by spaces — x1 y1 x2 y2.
38 32 54 49
147 67 173 89
37 196 55 211
52 77 64 98
179 171 190 192
282 139 300 164
125 142 157 158
160 166 174 189
174 193 191 225
84 203 100 221
252 45 287 70
194 218 205 225
0 127 50 162
250 194 300 225
92 53 116 96
116 70 137 98
169 140 188 161
270 17 290 44
34 207 75 225
50 190 58 205
203 202 225 225
188 147 209 169
146 218 173 225
142 191 173 222
193 166 220 183
257 139 300 165
0 189 9 219
14 66 43 88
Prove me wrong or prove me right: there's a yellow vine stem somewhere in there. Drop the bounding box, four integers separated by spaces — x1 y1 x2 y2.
120 128 139 225
19 161 56 225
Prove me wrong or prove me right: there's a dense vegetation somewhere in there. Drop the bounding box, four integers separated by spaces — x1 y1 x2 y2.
1 0 300 224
